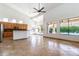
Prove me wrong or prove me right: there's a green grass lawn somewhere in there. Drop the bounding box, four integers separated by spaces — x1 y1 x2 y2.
60 26 79 33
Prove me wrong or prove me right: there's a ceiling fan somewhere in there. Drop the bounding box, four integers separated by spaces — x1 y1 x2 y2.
33 3 46 13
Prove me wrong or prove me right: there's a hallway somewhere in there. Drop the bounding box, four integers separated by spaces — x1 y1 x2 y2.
0 35 79 56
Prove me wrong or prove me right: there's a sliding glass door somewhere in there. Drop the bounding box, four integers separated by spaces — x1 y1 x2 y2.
60 19 69 35
60 17 79 36
69 18 79 35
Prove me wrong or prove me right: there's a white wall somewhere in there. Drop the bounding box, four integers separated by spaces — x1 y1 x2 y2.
43 3 79 42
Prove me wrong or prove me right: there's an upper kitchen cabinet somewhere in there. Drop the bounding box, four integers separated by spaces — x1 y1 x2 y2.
4 23 14 30
0 22 27 30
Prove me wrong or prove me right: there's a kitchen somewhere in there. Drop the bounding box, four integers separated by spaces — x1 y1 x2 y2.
0 21 28 42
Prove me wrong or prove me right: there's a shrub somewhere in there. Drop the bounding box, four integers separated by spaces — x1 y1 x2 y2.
60 26 79 33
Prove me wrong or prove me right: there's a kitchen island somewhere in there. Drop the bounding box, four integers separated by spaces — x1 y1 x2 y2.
13 31 28 40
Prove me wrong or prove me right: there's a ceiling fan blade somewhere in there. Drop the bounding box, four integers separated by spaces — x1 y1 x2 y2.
33 8 38 11
39 7 44 11
41 11 46 13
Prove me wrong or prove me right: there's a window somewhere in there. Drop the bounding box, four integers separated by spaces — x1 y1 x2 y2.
3 18 8 22
60 17 79 35
11 19 16 23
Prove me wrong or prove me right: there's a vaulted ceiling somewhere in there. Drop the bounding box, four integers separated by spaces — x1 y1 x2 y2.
5 3 63 18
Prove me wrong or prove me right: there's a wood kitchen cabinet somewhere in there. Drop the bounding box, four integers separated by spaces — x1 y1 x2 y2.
4 23 14 29
2 22 27 30
18 24 27 30
3 31 13 38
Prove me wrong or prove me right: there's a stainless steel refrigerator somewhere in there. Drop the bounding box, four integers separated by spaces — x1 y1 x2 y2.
0 24 3 42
